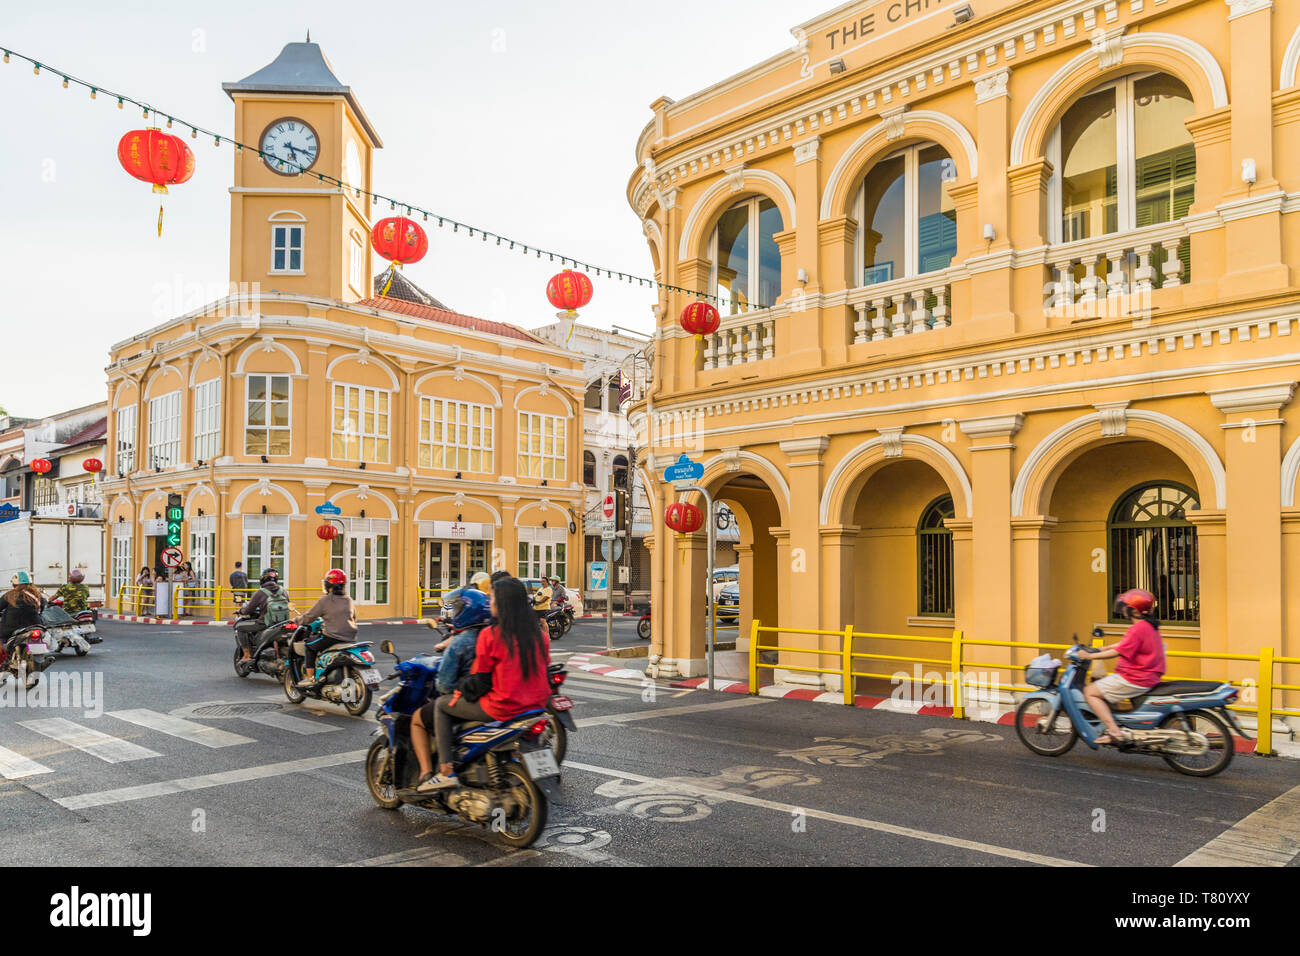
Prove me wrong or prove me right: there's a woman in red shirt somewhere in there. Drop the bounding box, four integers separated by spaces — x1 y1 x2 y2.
416 576 551 792
1079 588 1166 746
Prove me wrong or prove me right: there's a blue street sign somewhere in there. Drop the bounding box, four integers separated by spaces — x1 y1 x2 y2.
664 454 704 484
589 561 609 591
0 503 19 524
315 502 342 516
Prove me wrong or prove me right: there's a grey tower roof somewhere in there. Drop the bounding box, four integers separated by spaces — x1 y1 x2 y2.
223 41 382 147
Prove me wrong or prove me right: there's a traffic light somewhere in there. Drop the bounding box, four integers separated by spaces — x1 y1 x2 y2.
615 488 627 532
165 493 183 549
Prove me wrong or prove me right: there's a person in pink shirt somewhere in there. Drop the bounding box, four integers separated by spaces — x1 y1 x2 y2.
1078 588 1166 746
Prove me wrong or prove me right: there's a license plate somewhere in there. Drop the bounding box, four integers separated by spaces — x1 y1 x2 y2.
549 695 574 711
361 668 382 686
27 642 49 655
522 749 560 779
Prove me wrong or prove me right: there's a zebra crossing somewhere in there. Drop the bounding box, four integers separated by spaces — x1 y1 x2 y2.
0 669 652 783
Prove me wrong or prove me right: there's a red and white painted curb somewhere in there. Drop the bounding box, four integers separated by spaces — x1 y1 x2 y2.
562 653 647 682
100 613 424 627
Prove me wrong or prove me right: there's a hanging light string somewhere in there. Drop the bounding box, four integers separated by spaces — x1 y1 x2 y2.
0 44 771 313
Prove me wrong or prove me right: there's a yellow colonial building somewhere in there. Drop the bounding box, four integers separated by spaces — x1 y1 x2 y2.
101 41 585 618
629 0 1300 721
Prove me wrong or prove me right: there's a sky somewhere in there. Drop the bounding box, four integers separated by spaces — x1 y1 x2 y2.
0 0 832 420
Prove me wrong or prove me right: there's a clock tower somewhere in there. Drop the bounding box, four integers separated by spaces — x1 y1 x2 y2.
223 40 382 301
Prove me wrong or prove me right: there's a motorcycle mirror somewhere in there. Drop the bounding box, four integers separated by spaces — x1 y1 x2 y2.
380 640 395 655
1090 627 1105 639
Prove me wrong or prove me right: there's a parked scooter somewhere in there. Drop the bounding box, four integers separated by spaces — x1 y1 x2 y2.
48 596 101 645
364 640 558 848
1015 628 1244 776
282 618 382 716
545 601 574 639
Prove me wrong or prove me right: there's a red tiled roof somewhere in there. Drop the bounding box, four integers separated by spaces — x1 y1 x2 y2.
58 417 108 450
355 296 540 344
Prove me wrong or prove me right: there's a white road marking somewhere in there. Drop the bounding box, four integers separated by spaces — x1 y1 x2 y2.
237 712 341 735
563 675 646 695
1175 781 1300 866
0 745 52 780
341 847 468 866
576 697 766 728
107 709 254 748
565 760 1089 867
54 749 369 810
18 718 161 764
562 689 627 702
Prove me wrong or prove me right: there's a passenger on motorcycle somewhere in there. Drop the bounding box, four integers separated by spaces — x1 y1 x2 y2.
549 576 567 607
237 569 290 662
295 569 358 688
1077 588 1166 746
414 576 551 792
432 571 492 654
531 577 552 622
0 572 44 642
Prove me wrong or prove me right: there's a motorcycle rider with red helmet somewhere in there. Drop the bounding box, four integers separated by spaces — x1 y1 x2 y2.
1077 588 1167 746
295 569 358 688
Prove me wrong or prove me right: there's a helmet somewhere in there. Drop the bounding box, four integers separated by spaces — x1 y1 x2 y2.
470 571 492 593
323 569 348 592
451 587 491 631
259 568 279 586
1114 588 1156 618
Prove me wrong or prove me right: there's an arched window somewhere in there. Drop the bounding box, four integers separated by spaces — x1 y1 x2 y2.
613 455 628 490
917 495 955 617
583 451 596 487
1050 74 1195 247
709 197 782 314
1108 482 1199 623
857 143 957 286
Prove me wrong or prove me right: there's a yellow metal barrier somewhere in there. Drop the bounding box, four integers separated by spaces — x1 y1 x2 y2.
419 588 446 615
117 585 154 616
746 619 1300 756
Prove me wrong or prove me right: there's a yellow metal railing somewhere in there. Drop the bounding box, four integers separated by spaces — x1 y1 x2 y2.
116 585 154 616
419 588 446 616
746 620 1300 756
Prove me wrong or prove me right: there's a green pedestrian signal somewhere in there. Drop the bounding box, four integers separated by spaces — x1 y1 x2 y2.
165 505 183 548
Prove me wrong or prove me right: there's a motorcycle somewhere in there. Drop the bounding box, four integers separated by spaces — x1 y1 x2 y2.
1 626 56 689
39 602 91 657
545 601 574 639
364 640 559 848
48 596 101 645
232 615 299 680
282 618 383 716
543 662 576 763
637 604 650 640
1015 628 1244 776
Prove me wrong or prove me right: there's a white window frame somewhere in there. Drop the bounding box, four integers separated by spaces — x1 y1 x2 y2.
518 527 568 581
708 196 780 313
111 524 133 598
147 390 183 470
349 234 364 293
245 374 292 457
517 411 566 481
419 397 494 474
853 142 958 286
242 515 289 584
271 224 305 274
330 517 391 605
1047 72 1190 245
115 406 137 474
193 379 221 462
332 384 391 464
189 515 215 590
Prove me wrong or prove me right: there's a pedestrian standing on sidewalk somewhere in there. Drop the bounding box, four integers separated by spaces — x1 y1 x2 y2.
175 562 195 616
229 561 249 611
135 566 154 615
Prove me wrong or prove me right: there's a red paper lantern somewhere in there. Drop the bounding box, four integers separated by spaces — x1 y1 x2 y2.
29 458 52 475
680 301 721 338
664 502 704 535
316 524 339 541
117 128 196 236
82 458 103 474
546 270 594 317
371 217 429 295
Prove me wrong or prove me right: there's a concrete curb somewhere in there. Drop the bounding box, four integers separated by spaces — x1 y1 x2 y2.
100 613 423 627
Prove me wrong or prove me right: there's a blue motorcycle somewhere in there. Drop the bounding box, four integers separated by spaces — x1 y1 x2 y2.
282 619 382 717
363 640 559 848
1015 629 1244 776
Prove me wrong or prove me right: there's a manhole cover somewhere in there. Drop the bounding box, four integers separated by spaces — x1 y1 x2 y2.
191 702 284 718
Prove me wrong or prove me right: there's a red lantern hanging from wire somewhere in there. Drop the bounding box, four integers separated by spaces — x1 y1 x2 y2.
316 523 340 542
82 458 103 474
680 301 720 360
371 216 428 294
665 501 705 566
547 269 594 342
29 458 53 475
117 128 196 237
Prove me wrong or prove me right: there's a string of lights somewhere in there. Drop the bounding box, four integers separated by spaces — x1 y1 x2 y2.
0 44 773 313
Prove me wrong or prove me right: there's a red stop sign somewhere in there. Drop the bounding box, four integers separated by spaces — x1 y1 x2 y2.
602 494 615 520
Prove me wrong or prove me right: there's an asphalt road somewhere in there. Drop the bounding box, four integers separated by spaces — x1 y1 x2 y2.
1 620 1297 868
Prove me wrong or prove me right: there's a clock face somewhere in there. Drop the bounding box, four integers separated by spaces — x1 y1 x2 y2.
260 118 319 175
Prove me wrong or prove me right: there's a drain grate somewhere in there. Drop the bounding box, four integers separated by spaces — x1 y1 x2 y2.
191 702 284 718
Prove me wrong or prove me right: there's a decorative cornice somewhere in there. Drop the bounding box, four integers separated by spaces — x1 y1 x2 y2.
881 106 907 140
1095 401 1130 437
779 436 829 458
973 68 1010 104
1088 26 1125 70
1206 382 1297 414
1226 0 1271 20
958 413 1025 439
878 426 904 458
